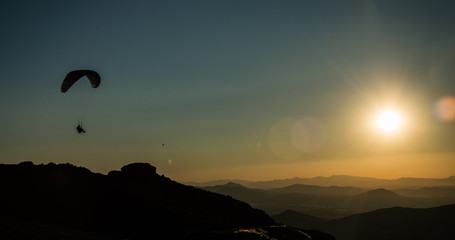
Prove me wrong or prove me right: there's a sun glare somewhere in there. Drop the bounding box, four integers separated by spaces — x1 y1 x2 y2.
376 110 402 133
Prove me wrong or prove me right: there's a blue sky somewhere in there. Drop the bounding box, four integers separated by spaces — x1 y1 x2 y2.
2 0 455 181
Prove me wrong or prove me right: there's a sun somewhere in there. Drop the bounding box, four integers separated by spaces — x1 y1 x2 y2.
376 110 402 133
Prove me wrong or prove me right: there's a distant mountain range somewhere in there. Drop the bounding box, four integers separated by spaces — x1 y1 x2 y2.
200 180 455 239
202 182 455 218
0 162 333 240
187 175 455 189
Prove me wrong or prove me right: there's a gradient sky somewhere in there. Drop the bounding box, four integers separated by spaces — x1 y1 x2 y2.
2 0 455 182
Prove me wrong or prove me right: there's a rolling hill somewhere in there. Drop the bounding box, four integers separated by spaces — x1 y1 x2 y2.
273 210 329 230
318 204 455 240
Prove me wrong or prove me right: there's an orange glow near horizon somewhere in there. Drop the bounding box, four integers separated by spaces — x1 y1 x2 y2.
166 152 455 182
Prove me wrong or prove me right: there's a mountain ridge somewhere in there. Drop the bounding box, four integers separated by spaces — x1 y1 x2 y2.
187 175 455 189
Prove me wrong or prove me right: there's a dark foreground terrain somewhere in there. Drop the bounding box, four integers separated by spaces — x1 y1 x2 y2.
0 162 333 240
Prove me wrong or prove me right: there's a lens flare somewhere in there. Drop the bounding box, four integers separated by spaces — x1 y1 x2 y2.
435 96 455 122
267 118 302 160
267 117 327 160
291 118 327 153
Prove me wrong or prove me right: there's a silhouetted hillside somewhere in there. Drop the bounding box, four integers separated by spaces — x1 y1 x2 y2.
203 182 273 204
0 162 333 240
0 216 120 240
395 186 455 198
358 188 401 198
318 204 455 240
342 188 404 211
273 210 329 229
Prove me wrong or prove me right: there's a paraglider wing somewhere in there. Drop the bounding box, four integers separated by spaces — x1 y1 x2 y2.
61 70 101 93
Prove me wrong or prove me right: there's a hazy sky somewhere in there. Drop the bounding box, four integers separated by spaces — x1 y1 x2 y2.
2 0 455 181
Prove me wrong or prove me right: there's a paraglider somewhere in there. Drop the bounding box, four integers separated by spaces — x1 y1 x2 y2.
61 70 100 134
76 124 86 134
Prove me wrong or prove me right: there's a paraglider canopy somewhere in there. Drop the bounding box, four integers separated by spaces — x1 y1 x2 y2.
61 69 101 133
61 70 101 93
